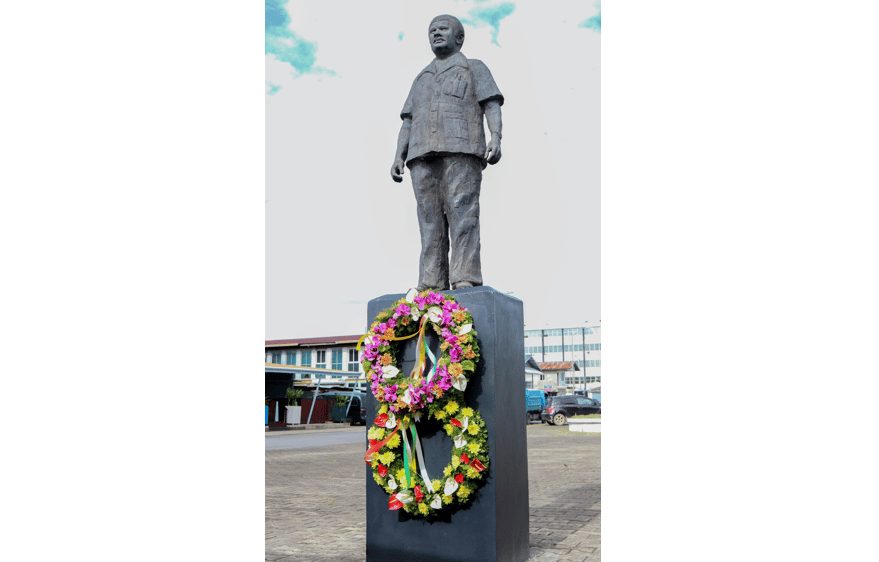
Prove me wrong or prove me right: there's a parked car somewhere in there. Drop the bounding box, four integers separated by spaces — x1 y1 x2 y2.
345 393 367 426
326 391 367 425
541 395 601 425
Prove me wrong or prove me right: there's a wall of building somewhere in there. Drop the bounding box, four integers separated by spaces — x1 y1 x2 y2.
524 325 602 391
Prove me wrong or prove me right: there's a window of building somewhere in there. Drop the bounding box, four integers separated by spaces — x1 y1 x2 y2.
316 350 326 369
286 351 296 365
348 363 359 372
301 350 312 367
348 349 359 362
331 349 343 370
271 351 281 363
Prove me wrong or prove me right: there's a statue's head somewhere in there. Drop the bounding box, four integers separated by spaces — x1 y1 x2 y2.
428 15 464 57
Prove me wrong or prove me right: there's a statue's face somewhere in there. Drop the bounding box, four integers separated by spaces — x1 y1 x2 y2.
428 19 460 55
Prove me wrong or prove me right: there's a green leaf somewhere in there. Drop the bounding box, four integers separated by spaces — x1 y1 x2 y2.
461 360 475 372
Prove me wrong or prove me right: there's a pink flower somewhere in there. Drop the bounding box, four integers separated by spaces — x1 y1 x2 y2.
395 303 411 316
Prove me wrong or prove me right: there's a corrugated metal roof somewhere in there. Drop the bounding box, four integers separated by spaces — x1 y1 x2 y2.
265 335 362 347
537 361 579 371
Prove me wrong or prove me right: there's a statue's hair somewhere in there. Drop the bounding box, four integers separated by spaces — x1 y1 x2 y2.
430 14 465 45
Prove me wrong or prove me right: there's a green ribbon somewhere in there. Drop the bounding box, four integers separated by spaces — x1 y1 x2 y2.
403 425 412 488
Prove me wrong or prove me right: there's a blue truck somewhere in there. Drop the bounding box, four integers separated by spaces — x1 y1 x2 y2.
525 389 547 422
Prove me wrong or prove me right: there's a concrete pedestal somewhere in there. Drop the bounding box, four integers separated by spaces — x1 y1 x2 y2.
365 286 529 562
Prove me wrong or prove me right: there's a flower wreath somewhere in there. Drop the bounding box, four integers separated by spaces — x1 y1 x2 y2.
359 288 490 517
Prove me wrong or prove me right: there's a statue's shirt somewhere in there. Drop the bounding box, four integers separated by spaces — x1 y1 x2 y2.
401 52 504 166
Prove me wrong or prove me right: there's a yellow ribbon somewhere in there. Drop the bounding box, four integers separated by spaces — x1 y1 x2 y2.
356 323 421 351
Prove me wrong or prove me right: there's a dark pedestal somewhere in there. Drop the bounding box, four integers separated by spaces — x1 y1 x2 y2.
365 286 529 562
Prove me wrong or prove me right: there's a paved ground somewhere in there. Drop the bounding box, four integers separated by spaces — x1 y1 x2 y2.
266 423 600 561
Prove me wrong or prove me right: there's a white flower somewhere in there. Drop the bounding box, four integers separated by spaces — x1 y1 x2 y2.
411 309 421 321
458 323 473 335
452 373 468 392
458 416 469 430
430 495 442 509
382 365 400 379
385 413 397 429
443 478 459 496
388 476 398 491
396 489 413 504
412 411 422 422
362 335 372 347
400 390 412 405
405 288 418 303
427 306 442 323
453 434 468 449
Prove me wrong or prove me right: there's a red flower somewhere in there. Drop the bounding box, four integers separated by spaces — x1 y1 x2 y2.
388 494 404 510
414 485 423 503
471 459 486 473
369 439 380 448
377 464 388 477
374 413 389 426
454 473 464 484
460 453 470 465
450 418 462 428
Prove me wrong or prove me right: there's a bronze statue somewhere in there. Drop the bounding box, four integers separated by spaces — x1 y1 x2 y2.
391 14 504 291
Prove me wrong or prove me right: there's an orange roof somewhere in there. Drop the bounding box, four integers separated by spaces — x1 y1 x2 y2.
537 361 578 371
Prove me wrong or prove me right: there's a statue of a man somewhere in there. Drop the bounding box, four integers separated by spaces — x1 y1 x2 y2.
391 14 504 291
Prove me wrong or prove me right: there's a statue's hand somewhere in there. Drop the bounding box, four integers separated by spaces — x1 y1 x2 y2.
390 159 405 182
484 137 502 165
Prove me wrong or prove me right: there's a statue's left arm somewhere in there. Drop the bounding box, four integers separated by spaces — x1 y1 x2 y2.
482 100 502 165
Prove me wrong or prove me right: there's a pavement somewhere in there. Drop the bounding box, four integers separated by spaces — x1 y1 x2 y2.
266 423 600 561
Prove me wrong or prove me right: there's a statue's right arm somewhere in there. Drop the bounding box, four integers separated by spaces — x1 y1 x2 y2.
391 118 412 183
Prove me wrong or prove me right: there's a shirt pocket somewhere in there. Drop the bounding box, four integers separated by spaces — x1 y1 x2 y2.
443 112 469 140
442 72 469 99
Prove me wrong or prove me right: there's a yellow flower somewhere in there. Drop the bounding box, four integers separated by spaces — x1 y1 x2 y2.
440 341 449 351
467 442 481 455
379 451 395 465
432 479 442 491
466 466 479 479
467 424 480 436
444 424 455 436
456 484 471 500
444 401 459 415
434 410 447 420
386 433 401 449
368 426 385 440
379 404 388 414
463 347 476 359
418 503 430 515
461 407 474 418
395 468 407 484
442 494 453 505
380 353 393 366
443 465 452 477
451 455 461 469
452 310 467 323
373 473 386 485
403 415 411 425
448 363 463 376
459 333 471 344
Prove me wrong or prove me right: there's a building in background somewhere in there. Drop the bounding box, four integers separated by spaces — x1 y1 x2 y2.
265 334 364 381
266 324 601 401
524 325 601 396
